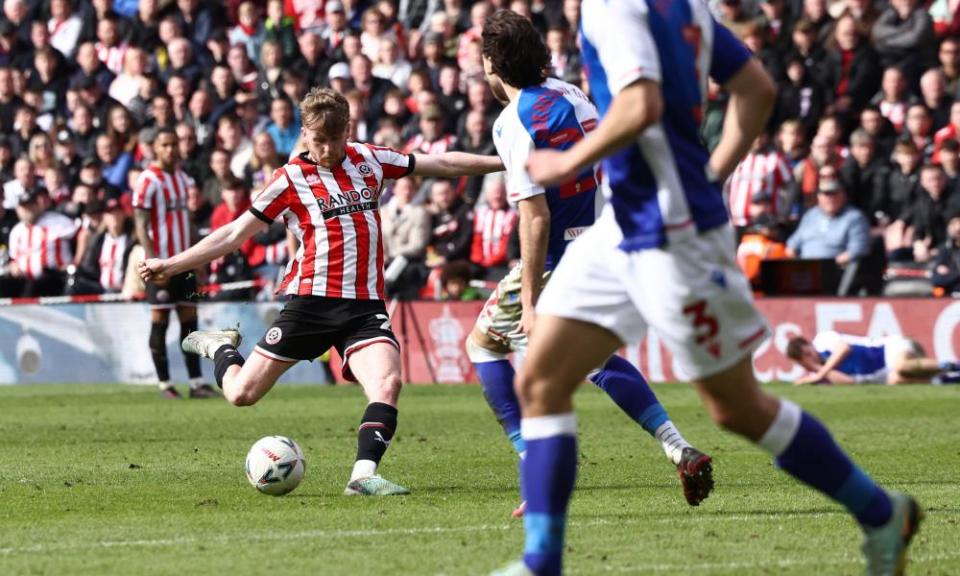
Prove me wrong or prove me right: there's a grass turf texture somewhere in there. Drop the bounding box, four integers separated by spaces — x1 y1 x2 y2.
0 383 957 575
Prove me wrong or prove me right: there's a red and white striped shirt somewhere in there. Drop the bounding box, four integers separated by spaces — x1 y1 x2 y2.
250 143 414 300
726 148 795 227
403 134 456 156
99 233 129 292
8 212 76 280
132 165 195 259
470 205 517 268
95 41 129 75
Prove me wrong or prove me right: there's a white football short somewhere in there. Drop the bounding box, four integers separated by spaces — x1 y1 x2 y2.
882 335 923 370
536 209 770 380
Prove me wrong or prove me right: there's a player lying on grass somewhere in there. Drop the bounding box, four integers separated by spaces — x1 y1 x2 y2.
787 331 960 385
493 1 922 575
139 87 503 496
469 11 713 519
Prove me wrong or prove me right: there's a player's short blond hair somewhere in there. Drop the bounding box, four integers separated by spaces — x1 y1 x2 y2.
300 87 349 135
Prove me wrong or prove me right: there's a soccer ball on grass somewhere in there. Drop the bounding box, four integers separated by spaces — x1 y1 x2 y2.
245 436 306 495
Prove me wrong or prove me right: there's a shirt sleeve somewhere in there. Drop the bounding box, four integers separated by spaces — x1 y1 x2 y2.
709 19 753 85
250 168 293 223
583 0 662 95
364 144 415 180
494 115 545 203
131 173 154 210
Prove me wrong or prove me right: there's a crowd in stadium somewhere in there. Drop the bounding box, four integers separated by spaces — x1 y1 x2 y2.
4 0 960 300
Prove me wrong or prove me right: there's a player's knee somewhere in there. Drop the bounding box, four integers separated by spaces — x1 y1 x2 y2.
367 372 402 404
223 377 260 406
515 368 548 409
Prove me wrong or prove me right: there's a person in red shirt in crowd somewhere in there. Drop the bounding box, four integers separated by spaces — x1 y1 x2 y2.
7 186 76 297
470 174 517 280
932 101 960 163
139 87 502 496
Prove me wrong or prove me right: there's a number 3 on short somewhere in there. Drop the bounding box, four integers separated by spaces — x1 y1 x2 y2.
682 300 721 358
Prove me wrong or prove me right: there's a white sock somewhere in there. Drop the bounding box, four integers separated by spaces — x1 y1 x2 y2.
189 377 204 390
158 380 171 391
655 421 692 466
350 459 377 481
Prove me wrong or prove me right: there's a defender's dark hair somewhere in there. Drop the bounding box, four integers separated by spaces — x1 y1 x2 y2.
785 337 810 361
482 10 549 89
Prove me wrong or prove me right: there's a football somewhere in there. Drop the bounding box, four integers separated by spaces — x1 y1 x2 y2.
245 436 306 496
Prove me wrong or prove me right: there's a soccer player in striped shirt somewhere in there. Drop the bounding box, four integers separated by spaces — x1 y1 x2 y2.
502 1 922 574
139 87 503 496
133 128 216 400
469 10 713 520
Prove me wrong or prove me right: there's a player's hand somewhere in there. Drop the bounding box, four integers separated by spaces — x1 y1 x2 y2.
793 373 824 386
526 149 576 187
520 305 537 337
139 258 170 284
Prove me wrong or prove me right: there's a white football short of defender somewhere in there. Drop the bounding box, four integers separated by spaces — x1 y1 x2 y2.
536 208 771 380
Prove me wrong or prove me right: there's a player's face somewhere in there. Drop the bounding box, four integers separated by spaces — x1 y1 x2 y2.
799 344 822 372
153 133 179 168
303 123 348 169
482 56 509 104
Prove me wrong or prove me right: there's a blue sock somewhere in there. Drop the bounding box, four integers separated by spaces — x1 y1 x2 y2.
522 414 577 576
474 359 525 454
590 355 668 436
760 399 892 528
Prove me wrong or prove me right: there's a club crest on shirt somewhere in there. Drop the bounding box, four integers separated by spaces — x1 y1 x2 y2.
305 173 322 186
357 163 372 175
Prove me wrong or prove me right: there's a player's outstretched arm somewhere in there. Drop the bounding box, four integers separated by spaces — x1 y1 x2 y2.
526 79 663 187
707 59 777 182
412 152 504 178
138 212 268 283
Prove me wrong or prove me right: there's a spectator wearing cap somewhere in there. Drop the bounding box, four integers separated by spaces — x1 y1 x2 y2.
838 130 886 222
872 0 934 86
75 197 133 294
920 69 953 132
47 0 82 59
230 1 265 62
900 163 960 262
932 101 960 162
787 165 871 267
824 13 880 118
727 133 797 230
405 104 456 156
7 186 76 296
293 28 329 87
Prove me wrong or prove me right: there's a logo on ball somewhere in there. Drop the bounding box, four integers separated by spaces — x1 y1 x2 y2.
265 327 282 345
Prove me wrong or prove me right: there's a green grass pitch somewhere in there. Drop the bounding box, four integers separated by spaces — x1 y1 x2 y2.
1 383 958 575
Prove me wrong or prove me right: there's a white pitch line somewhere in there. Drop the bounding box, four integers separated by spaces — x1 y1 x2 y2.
586 551 960 574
